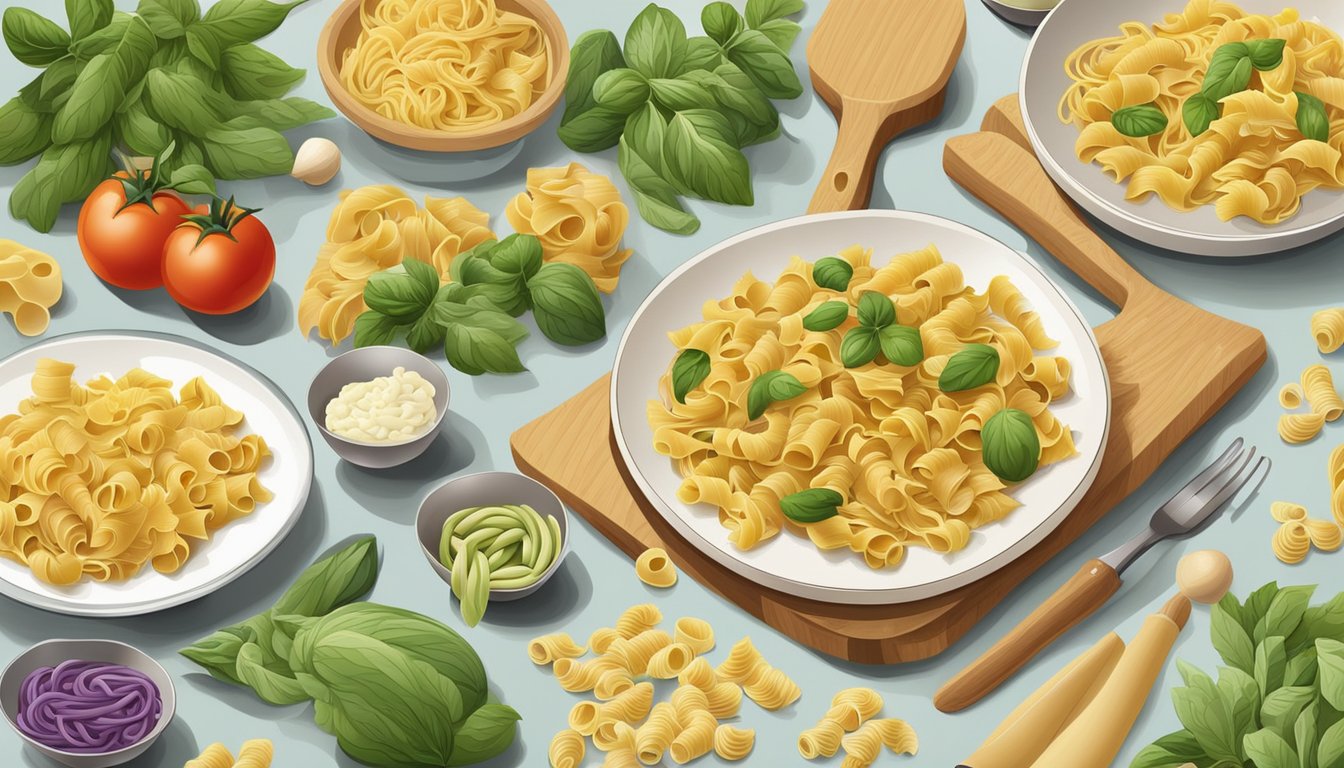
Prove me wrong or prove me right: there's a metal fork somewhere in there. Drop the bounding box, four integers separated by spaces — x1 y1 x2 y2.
934 439 1270 713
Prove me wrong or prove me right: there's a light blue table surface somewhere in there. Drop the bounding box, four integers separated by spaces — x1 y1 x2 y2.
0 0 1339 766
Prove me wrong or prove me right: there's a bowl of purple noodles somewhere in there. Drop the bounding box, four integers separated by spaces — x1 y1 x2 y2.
0 639 175 767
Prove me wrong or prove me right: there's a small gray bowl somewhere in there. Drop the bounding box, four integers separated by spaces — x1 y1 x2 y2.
1 639 176 768
416 471 569 603
981 0 1052 27
308 346 450 469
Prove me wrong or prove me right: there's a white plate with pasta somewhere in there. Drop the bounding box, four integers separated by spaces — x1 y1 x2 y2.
0 331 312 616
611 211 1109 605
1022 0 1344 256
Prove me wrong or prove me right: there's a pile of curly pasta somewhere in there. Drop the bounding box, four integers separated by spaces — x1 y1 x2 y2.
1060 0 1344 224
338 0 551 133
0 360 271 585
648 244 1077 569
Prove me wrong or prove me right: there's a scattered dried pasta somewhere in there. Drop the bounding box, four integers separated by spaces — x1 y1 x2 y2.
1303 365 1344 421
548 729 584 768
593 720 636 752
185 739 273 768
1331 445 1344 525
635 546 678 588
674 617 715 655
1280 383 1304 409
1315 309 1344 354
634 701 681 764
714 724 756 761
647 643 696 678
607 629 673 675
705 680 744 718
799 687 885 758
744 666 803 710
716 637 766 684
840 718 919 766
1270 501 1342 564
528 632 587 665
185 744 234 768
669 709 718 764
1280 412 1327 444
615 603 662 638
0 240 61 336
505 163 633 293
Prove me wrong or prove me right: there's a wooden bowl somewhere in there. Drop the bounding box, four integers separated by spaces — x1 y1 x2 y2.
317 0 570 152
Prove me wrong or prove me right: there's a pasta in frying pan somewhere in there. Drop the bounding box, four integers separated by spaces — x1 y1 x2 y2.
1059 0 1344 224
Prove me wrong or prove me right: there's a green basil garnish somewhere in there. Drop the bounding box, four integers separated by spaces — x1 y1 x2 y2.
856 291 896 329
840 326 880 368
780 488 842 523
802 301 848 332
939 344 1000 392
746 369 806 419
1245 38 1287 71
1183 93 1221 137
1111 104 1168 138
1297 91 1330 143
981 408 1041 483
813 256 853 291
1203 46 1254 101
527 262 606 346
672 348 711 404
879 324 923 366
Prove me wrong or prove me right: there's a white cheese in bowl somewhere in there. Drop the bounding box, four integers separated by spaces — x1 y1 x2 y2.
324 366 437 444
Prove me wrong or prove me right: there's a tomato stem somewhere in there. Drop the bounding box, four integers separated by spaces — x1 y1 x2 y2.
111 149 173 214
180 196 263 247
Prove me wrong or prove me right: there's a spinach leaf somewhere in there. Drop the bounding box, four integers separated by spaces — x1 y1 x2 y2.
66 0 114 42
186 0 305 68
981 409 1041 483
137 0 199 40
745 0 804 28
663 109 752 205
1319 718 1344 768
527 262 607 346
780 488 842 524
703 63 777 128
746 370 806 419
592 68 650 114
724 28 802 99
1261 686 1315 742
672 349 711 404
230 97 334 132
624 3 687 80
449 704 522 766
9 127 112 232
1110 104 1168 138
940 344 1000 392
1212 596 1257 673
1217 665 1261 740
221 43 306 100
272 536 380 617
1244 727 1300 768
2 8 71 66
52 14 155 144
802 301 848 332
701 2 743 46
432 300 529 347
879 325 923 366
1298 699 1322 768
201 125 294 178
235 641 308 705
18 56 82 113
1243 582 1282 637
561 29 625 125
179 625 252 686
1257 635 1288 698
0 98 52 165
1173 660 1242 763
1129 730 1206 768
1259 585 1316 644
1319 638 1344 710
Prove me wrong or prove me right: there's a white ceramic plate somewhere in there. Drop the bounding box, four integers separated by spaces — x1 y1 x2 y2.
0 331 312 617
611 211 1110 605
1022 0 1344 256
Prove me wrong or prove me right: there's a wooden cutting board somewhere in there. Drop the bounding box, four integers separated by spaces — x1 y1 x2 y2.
509 96 1267 664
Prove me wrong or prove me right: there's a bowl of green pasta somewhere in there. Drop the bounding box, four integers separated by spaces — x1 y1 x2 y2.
415 471 569 625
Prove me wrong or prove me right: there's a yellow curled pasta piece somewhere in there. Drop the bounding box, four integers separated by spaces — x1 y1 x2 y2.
234 739 274 768
1314 309 1344 354
1280 412 1327 444
528 632 587 665
840 718 919 767
714 724 755 761
505 163 633 293
184 743 234 768
1274 519 1313 564
548 730 584 768
673 617 715 655
635 547 678 588
1280 383 1304 409
1303 364 1344 421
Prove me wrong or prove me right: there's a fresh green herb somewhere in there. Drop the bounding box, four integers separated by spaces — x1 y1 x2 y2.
1297 91 1330 142
1246 38 1287 71
780 488 842 523
1 0 331 231
747 369 806 419
802 301 848 332
1183 92 1221 137
840 326 880 368
813 256 853 291
981 408 1040 482
558 1 805 233
856 291 896 329
528 262 607 346
1203 43 1255 101
364 259 439 321
939 344 1000 392
879 324 923 366
672 348 711 403
1111 104 1169 138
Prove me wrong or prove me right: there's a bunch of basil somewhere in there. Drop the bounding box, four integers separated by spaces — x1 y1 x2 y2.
182 537 519 768
353 235 607 374
558 0 804 234
1133 582 1344 768
0 0 332 231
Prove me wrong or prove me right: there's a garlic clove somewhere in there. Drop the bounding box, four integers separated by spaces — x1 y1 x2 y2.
292 137 341 186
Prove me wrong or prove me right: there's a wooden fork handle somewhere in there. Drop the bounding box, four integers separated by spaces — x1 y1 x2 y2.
943 129 1153 310
934 558 1122 713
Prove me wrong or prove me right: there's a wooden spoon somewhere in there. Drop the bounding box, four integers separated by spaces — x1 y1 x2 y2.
806 0 966 213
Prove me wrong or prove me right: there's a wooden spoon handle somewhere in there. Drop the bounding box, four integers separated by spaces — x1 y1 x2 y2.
980 93 1031 150
808 99 888 213
934 558 1122 713
943 130 1152 309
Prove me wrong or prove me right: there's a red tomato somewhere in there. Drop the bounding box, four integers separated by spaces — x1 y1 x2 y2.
162 198 276 315
77 174 190 290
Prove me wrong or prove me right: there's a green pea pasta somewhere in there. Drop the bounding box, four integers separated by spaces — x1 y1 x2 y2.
440 504 562 625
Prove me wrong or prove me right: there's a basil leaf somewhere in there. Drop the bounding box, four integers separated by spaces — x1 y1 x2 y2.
593 68 650 114
1217 665 1260 740
1243 582 1281 637
68 10 129 58
681 35 724 73
1319 638 1344 710
52 15 155 144
19 56 82 113
1245 728 1299 768
448 704 521 766
137 0 199 40
558 105 627 152
940 344 1000 392
0 98 52 165
1260 585 1316 644
114 95 172 155
1203 50 1253 101
405 313 446 355
802 301 848 332
221 43 306 100
1261 686 1315 742
66 0 114 42
1110 103 1168 138
201 125 294 179
1285 647 1318 688
1256 635 1288 698
186 0 305 68
746 0 804 28
1297 699 1322 768
2 8 71 66
443 323 526 375
755 18 802 52
353 311 402 348
879 325 923 366
431 298 529 347
490 234 543 279
1212 596 1257 673
1246 38 1286 70
813 256 853 291
695 63 776 128
9 127 112 232
649 77 715 112
619 133 699 234
229 97 334 132
724 29 802 99
1129 730 1205 768
662 109 752 205
235 641 308 705
624 3 687 80
561 29 625 125
981 408 1041 483
780 488 842 524
1182 92 1221 138
671 349 711 404
1319 718 1344 768
144 69 224 134
527 262 607 346
273 535 381 619
167 163 216 195
856 291 895 328
1297 91 1330 143
840 326 880 368
179 626 250 686
702 2 744 46
1172 661 1242 763
746 370 806 419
